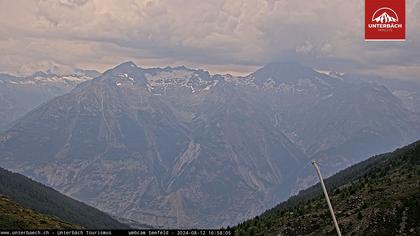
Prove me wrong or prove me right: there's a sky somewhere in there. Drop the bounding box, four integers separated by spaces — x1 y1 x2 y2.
0 0 419 79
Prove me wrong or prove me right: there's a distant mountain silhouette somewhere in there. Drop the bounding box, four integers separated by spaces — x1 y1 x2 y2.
373 12 397 23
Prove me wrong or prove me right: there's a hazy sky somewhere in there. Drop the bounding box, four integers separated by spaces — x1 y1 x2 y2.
0 0 419 79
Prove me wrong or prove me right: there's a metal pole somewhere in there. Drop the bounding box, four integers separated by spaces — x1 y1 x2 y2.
311 160 342 236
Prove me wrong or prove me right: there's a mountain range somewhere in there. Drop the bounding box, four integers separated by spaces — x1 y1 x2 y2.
342 72 420 113
0 69 100 131
0 61 419 228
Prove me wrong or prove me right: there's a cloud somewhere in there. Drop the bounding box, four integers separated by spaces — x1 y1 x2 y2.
0 0 419 79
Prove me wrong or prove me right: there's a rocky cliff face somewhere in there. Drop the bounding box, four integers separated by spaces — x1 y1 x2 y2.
1 62 419 228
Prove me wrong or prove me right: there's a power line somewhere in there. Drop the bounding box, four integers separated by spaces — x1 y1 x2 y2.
311 160 342 236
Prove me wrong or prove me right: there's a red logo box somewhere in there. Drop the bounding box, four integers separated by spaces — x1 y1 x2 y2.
365 0 405 41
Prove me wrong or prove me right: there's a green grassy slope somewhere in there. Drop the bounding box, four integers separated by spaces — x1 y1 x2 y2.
235 140 420 235
0 195 81 229
0 167 129 229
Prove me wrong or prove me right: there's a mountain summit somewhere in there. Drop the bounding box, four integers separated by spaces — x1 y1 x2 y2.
251 62 317 83
109 61 138 71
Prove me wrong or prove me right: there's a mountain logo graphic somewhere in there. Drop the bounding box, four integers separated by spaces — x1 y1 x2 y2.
365 0 405 41
371 7 399 23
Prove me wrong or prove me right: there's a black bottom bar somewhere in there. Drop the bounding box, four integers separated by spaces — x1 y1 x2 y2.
0 230 234 236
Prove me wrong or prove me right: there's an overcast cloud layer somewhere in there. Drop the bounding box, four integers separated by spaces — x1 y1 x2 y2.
0 0 419 79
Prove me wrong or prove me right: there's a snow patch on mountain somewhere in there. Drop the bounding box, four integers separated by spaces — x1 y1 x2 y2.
314 69 345 80
143 69 218 94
